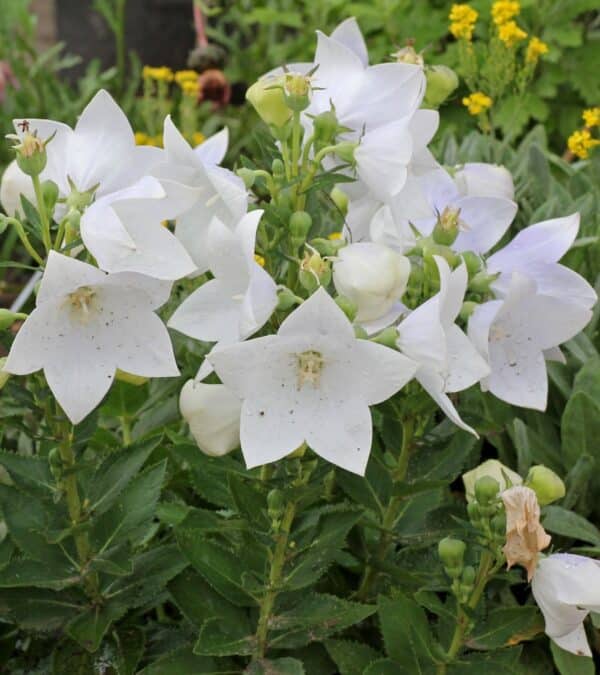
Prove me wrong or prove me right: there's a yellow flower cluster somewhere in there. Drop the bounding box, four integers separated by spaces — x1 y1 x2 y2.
567 129 600 160
134 131 163 147
491 1 520 26
180 80 201 97
142 66 174 82
254 254 266 267
174 70 198 86
190 131 205 147
449 4 478 40
462 91 493 115
498 20 528 46
526 37 549 63
583 107 600 128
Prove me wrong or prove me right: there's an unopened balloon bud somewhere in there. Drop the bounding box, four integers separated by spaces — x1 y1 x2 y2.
330 187 348 215
424 65 459 108
474 476 501 505
525 465 566 506
313 108 340 148
236 168 255 189
439 537 466 576
246 75 291 128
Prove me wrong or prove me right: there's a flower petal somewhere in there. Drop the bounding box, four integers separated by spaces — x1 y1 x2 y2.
194 127 228 165
330 17 369 66
279 287 355 341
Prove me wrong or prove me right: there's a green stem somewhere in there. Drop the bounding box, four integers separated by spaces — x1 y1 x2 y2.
291 111 301 178
437 550 495 673
3 217 44 265
255 500 296 658
31 174 51 253
356 418 414 600
53 216 68 250
120 416 132 446
57 422 100 600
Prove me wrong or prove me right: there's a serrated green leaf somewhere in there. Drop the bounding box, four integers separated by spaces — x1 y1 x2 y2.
245 658 305 675
0 586 85 631
0 557 79 590
0 450 55 496
269 593 376 649
470 606 543 649
136 645 225 674
364 658 410 675
550 641 594 675
324 639 382 675
194 617 255 656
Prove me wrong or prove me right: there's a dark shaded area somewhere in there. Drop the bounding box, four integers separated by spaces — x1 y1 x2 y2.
55 0 196 80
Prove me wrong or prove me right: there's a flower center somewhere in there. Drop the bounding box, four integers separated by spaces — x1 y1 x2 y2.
440 205 468 233
296 350 324 389
65 286 98 322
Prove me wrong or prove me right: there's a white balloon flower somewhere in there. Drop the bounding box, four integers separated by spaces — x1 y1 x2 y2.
179 380 242 457
396 257 489 434
208 288 417 475
3 252 178 424
332 242 410 328
0 159 36 217
532 553 600 657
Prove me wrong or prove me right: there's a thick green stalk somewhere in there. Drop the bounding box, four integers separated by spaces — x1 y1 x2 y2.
356 418 414 600
255 500 296 658
57 423 100 600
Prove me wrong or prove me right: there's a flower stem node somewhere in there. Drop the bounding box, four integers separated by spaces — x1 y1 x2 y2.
474 475 501 505
525 465 566 506
0 308 27 330
439 537 466 577
424 65 459 109
283 72 312 112
334 295 358 322
433 205 461 245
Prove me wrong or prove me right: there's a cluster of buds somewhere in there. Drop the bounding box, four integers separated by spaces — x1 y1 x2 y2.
438 537 475 604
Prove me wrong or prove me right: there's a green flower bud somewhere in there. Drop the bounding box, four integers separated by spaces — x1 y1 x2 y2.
42 180 59 214
0 357 10 391
491 511 507 535
474 476 501 505
438 537 466 568
65 178 98 214
272 159 285 181
469 270 499 294
48 447 63 480
289 211 312 239
525 465 566 506
334 141 357 164
335 295 358 322
423 65 459 109
246 76 291 128
236 168 255 189
461 565 476 586
463 459 522 502
330 187 348 215
467 501 481 524
276 287 302 311
313 109 339 148
0 308 27 330
459 301 478 321
267 488 285 525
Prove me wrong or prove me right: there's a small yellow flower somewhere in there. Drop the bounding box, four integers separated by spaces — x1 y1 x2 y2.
254 254 265 267
449 4 478 40
567 129 600 159
582 107 600 128
498 21 528 47
175 69 199 85
526 37 549 63
190 131 205 147
328 232 343 241
142 66 174 82
180 80 201 97
462 91 493 115
491 1 520 26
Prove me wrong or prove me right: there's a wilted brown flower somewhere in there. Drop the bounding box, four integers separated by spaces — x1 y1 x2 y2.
502 485 551 581
198 69 231 109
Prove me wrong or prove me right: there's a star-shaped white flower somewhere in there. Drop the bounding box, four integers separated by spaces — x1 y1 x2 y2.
4 252 178 424
468 273 593 410
408 168 518 254
153 117 248 274
168 210 278 344
486 213 597 310
208 288 417 475
14 89 162 202
81 176 200 279
396 257 489 434
532 553 600 657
